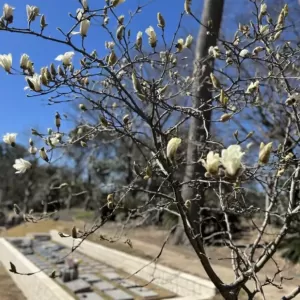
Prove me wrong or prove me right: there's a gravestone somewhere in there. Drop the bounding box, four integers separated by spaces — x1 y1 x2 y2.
104 289 134 300
117 279 137 288
102 271 121 280
129 287 158 298
93 281 116 291
78 292 104 300
80 274 101 284
65 279 91 293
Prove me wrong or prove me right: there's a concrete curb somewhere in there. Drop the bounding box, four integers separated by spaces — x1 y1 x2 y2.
0 237 74 300
50 230 216 299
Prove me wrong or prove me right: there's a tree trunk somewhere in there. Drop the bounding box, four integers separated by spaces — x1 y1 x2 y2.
172 0 224 244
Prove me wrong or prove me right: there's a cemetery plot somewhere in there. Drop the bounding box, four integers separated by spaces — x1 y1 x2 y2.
7 235 177 300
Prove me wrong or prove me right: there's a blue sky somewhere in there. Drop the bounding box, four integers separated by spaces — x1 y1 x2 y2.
0 0 245 147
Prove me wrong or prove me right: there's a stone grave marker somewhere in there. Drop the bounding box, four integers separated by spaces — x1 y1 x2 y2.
80 273 101 284
93 281 116 291
104 289 134 300
65 279 91 294
102 271 121 280
78 292 104 300
129 287 158 298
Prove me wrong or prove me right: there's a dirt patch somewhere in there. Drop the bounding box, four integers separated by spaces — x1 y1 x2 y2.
0 264 25 300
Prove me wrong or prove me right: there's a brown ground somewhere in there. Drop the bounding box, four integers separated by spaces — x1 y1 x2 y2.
2 216 300 299
0 263 25 300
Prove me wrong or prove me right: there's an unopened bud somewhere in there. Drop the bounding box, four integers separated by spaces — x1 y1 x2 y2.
79 104 87 111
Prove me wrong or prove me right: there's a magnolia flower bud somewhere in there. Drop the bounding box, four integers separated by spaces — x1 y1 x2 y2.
123 114 130 124
79 104 87 111
246 131 254 139
260 3 267 15
210 73 221 89
100 116 108 127
184 200 191 209
107 201 114 209
135 31 143 51
29 138 34 146
57 65 65 77
29 146 37 155
166 137 181 163
145 26 157 48
55 112 61 130
71 226 77 239
220 113 232 122
26 5 39 22
13 204 21 215
20 54 30 70
116 25 124 40
184 0 191 14
252 46 264 56
259 142 272 164
157 12 165 29
132 73 142 93
39 147 49 162
80 140 87 147
176 39 184 52
111 0 125 7
40 14 47 29
3 4 14 24
118 15 124 25
107 193 114 202
219 89 229 106
0 54 12 73
108 51 117 66
184 34 193 49
143 164 153 180
234 130 239 139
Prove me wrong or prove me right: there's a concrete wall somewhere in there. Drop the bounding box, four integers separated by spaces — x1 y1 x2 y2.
50 230 216 300
0 237 74 300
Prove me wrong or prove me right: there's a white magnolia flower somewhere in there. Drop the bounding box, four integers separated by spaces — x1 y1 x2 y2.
3 3 14 22
76 8 84 21
246 80 260 94
3 133 17 146
259 142 273 164
166 137 181 162
49 137 60 146
0 54 12 72
25 73 41 92
20 54 30 69
135 31 143 50
26 5 39 22
220 145 244 177
184 34 193 49
201 151 220 175
55 51 75 66
28 146 37 155
239 49 250 58
81 0 88 9
13 158 32 174
72 19 90 37
145 26 157 48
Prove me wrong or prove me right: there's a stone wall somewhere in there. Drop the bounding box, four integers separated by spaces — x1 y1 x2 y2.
0 237 74 300
49 230 216 300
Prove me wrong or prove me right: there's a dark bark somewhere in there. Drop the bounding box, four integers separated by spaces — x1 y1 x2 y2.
172 0 225 244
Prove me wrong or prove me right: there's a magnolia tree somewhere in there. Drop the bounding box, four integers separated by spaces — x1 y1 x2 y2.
2 0 300 299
